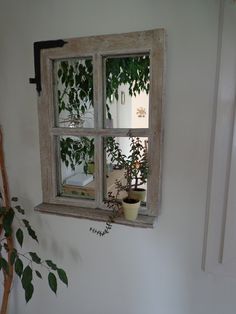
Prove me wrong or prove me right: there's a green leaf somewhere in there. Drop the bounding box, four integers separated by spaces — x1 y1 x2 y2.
27 226 38 243
3 208 15 236
15 205 25 214
10 249 17 265
16 228 24 247
0 257 9 274
48 272 57 294
57 268 68 286
29 252 41 264
108 112 112 120
21 265 32 289
15 258 24 277
22 219 29 227
45 260 57 270
35 270 42 279
25 283 34 303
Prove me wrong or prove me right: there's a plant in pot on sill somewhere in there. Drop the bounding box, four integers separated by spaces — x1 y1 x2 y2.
106 136 149 221
90 136 149 236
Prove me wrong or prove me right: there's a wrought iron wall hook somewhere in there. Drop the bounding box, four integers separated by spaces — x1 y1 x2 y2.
29 39 67 95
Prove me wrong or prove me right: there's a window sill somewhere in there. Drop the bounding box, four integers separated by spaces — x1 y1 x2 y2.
35 202 156 229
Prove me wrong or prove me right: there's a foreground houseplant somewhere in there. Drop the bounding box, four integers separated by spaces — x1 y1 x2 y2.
0 127 68 314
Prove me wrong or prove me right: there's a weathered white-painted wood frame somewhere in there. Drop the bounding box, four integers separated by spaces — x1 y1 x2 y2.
35 29 166 228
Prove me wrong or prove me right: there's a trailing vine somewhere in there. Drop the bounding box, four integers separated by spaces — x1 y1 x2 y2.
89 187 123 237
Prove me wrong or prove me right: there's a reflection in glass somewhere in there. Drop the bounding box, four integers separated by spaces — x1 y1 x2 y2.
54 58 94 128
59 136 95 200
104 136 148 204
104 55 150 129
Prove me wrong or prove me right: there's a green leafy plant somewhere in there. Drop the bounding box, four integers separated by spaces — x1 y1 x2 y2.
57 59 93 126
57 56 150 123
89 184 123 237
105 56 150 101
58 56 150 173
90 135 149 236
105 135 149 199
0 195 68 308
60 136 94 174
0 127 68 314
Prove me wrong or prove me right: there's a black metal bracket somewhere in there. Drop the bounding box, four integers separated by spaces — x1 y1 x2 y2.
29 39 67 95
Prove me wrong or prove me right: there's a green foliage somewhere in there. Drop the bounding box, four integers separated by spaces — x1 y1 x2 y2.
89 222 112 237
90 136 149 237
57 268 68 286
15 257 24 277
0 257 9 274
57 56 150 173
10 249 17 265
105 56 150 101
60 136 94 173
2 208 15 236
0 197 68 303
16 228 23 247
57 59 93 121
106 136 149 196
89 189 122 237
48 272 57 295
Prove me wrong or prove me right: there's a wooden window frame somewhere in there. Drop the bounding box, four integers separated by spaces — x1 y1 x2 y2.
35 29 166 228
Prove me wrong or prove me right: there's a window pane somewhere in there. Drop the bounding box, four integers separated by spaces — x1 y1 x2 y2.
58 135 95 200
54 58 94 128
104 136 148 206
104 55 150 129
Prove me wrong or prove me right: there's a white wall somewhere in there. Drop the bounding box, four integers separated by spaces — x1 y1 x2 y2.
1 0 236 314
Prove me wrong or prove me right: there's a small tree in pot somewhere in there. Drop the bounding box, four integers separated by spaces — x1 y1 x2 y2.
105 135 149 220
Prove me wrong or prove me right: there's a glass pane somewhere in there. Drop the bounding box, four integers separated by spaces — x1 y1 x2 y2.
58 136 95 200
104 55 150 129
54 58 94 128
104 136 148 205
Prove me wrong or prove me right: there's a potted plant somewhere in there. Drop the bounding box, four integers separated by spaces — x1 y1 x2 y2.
105 135 149 221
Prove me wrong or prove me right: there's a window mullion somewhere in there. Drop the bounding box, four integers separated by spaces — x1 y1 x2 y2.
94 53 104 207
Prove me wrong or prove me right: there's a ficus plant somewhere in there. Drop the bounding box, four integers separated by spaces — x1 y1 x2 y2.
0 197 68 307
57 56 150 173
57 56 149 123
60 136 94 173
57 59 93 127
0 127 68 314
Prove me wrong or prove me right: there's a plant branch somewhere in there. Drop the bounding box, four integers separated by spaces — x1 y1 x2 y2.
0 126 14 314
